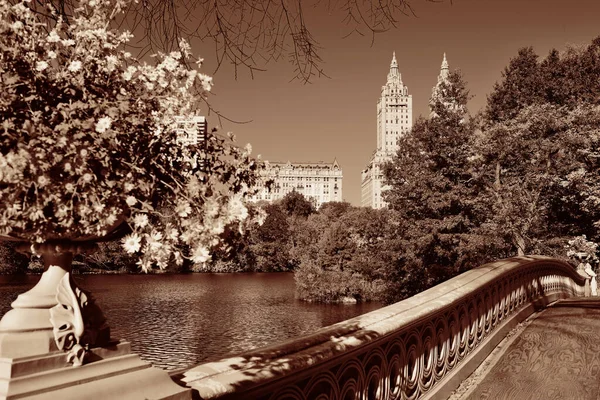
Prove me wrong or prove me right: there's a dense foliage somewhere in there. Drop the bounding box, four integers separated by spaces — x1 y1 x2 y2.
0 241 29 274
477 38 600 256
382 70 509 302
379 38 600 303
0 0 264 271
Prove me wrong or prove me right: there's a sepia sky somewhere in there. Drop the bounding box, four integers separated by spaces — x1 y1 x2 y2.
190 0 600 206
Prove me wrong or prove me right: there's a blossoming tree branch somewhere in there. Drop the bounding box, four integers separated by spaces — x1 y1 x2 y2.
0 0 266 271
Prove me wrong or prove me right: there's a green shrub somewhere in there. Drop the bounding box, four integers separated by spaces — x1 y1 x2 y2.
0 242 30 274
294 259 386 303
79 241 138 273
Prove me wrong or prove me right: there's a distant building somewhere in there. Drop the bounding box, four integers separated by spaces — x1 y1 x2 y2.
431 53 450 104
361 52 413 209
429 53 465 118
174 115 208 146
252 159 343 209
173 115 210 172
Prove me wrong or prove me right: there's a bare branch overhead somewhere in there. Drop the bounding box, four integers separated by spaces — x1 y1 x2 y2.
12 0 443 83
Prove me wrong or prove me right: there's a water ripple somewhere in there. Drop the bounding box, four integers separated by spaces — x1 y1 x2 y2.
0 273 381 370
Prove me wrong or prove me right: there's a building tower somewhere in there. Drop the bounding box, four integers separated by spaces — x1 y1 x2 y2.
429 53 465 118
361 52 413 209
430 53 450 116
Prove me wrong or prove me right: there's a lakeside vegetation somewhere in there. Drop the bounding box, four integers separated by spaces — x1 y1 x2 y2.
1 37 599 306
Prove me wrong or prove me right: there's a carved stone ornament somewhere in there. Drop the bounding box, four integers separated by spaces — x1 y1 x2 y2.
50 273 109 366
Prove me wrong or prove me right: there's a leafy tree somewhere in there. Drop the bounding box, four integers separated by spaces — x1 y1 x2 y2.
553 37 600 107
382 70 505 302
474 103 600 255
477 37 600 257
384 70 480 247
0 241 29 274
294 207 396 303
539 48 568 106
249 203 293 271
279 191 316 218
318 201 353 220
484 47 542 124
486 37 600 120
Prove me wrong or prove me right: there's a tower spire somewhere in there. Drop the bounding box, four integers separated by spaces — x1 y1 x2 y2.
387 51 401 83
439 52 449 81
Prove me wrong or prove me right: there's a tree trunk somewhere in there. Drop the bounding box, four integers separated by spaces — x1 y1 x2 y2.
514 234 526 256
494 161 501 189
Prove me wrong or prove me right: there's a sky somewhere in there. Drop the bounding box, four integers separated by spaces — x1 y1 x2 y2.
188 0 600 206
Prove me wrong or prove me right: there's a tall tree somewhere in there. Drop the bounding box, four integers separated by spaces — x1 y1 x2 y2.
484 47 542 124
556 37 600 106
279 190 315 218
249 203 293 271
474 103 600 256
478 37 600 257
383 70 503 302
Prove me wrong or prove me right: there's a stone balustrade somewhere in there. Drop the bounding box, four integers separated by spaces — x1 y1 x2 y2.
181 256 587 400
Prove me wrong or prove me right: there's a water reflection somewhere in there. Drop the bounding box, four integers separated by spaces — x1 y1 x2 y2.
0 273 381 370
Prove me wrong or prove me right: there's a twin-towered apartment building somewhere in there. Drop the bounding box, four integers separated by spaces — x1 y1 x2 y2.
361 52 414 209
361 52 450 209
178 53 450 209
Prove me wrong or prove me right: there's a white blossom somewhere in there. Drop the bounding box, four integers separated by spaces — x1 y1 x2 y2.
133 213 148 228
161 56 178 71
0 0 262 273
47 30 61 42
123 65 136 81
68 60 82 72
176 201 192 217
228 195 248 221
37 175 48 187
35 61 48 71
95 116 112 133
191 246 210 263
122 233 142 253
105 55 118 72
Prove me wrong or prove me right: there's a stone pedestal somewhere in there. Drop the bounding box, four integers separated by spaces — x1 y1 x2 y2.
0 341 190 400
0 242 191 400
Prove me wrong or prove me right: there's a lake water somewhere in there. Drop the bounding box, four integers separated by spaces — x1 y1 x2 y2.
0 273 382 371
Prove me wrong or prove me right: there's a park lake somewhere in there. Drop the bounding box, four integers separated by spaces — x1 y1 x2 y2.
0 273 382 371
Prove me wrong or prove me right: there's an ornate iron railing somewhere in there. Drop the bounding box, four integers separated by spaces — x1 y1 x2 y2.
181 256 587 400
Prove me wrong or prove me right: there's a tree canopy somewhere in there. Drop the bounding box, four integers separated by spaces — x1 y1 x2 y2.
382 70 507 301
477 38 600 256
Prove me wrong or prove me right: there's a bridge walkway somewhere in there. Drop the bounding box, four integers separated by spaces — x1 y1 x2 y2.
457 298 600 400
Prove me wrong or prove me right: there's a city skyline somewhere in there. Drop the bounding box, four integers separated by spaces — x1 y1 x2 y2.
192 0 600 206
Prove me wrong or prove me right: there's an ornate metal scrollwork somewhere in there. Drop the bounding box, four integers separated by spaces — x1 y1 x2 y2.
50 273 109 366
183 257 589 400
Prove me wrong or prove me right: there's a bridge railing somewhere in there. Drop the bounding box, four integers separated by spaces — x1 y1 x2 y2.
181 256 587 400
